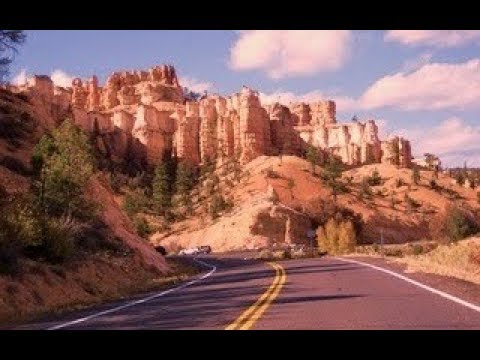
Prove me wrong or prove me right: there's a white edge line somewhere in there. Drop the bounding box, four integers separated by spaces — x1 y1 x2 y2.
47 258 217 330
336 257 480 314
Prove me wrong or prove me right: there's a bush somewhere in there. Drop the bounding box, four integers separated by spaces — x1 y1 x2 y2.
477 192 480 204
395 178 405 188
273 248 291 260
209 194 233 219
359 178 373 200
42 216 78 264
257 249 273 260
404 193 421 211
443 206 478 242
123 189 149 218
133 217 153 239
317 218 357 255
265 167 281 179
367 169 382 186
411 243 424 256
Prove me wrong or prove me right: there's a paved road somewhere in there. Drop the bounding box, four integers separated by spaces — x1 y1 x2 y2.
11 254 480 330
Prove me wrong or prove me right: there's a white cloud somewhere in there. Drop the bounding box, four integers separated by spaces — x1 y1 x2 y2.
401 52 433 72
50 69 75 88
359 58 480 111
11 68 30 85
11 68 75 88
397 117 480 167
385 30 480 48
179 76 213 94
230 30 352 79
259 89 359 114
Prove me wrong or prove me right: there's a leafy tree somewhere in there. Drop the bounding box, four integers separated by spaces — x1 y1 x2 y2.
31 119 96 219
424 153 439 170
305 144 318 175
320 155 344 203
317 218 357 255
1 30 26 83
443 206 478 242
152 152 176 213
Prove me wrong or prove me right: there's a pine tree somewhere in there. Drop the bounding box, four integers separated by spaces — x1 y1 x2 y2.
152 152 176 213
306 144 318 175
175 161 196 208
321 155 344 203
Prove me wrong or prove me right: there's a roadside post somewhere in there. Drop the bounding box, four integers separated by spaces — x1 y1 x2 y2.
380 229 384 257
306 229 316 257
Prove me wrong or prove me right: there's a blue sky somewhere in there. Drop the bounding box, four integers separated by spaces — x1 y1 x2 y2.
9 30 480 167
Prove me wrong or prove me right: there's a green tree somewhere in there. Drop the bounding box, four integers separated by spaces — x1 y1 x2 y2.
306 144 318 175
152 152 176 213
32 119 95 219
1 30 26 82
320 155 344 203
175 161 197 208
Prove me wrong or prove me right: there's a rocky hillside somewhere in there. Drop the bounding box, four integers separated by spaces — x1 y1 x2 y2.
152 155 480 252
0 88 169 323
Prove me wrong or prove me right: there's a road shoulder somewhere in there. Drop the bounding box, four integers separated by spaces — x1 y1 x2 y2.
345 256 480 308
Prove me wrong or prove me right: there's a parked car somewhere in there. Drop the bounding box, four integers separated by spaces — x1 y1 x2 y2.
154 245 167 256
197 245 212 254
178 247 200 256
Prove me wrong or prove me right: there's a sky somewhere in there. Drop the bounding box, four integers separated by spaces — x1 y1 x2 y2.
8 30 480 168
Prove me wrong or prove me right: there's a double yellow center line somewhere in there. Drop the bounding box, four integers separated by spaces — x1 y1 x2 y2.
225 262 286 330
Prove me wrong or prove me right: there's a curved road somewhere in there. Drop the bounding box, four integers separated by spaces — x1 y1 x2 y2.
11 254 480 330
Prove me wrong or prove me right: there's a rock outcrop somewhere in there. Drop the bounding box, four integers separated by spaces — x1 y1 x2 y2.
10 64 412 168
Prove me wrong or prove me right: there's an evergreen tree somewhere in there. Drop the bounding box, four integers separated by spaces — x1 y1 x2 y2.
320 155 344 203
152 152 176 213
175 161 196 208
306 144 318 175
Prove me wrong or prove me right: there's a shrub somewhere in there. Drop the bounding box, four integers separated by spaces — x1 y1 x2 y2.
273 248 291 260
443 206 478 242
133 216 153 239
359 178 373 200
209 194 233 219
266 167 281 179
42 216 79 264
257 249 273 260
395 178 404 188
430 179 440 192
411 243 424 256
404 193 421 211
367 168 382 186
317 218 357 255
123 189 149 218
477 192 480 204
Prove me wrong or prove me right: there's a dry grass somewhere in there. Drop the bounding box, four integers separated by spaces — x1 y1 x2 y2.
393 237 480 285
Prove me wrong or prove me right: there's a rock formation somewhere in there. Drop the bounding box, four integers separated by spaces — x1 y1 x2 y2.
11 64 413 169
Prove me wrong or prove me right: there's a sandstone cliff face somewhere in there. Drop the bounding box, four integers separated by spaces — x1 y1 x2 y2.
10 64 412 169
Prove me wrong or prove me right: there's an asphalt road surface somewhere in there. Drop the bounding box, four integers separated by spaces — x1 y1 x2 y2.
11 254 480 330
